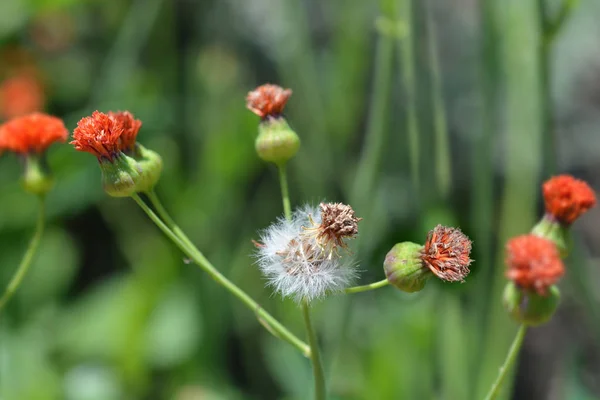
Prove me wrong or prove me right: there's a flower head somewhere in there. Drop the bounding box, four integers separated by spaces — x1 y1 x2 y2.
246 84 292 119
108 111 141 153
420 225 472 282
71 111 124 160
0 73 44 120
0 112 67 154
505 234 564 295
543 174 596 225
303 202 362 255
255 204 360 302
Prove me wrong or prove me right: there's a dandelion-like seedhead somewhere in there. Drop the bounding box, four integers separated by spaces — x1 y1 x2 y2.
255 203 360 303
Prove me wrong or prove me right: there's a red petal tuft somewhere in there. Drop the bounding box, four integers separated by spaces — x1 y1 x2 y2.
421 225 472 282
505 234 564 295
246 84 292 119
543 175 596 224
0 112 67 154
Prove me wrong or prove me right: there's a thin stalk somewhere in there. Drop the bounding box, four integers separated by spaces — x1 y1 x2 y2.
277 165 326 399
145 190 197 252
344 279 389 294
302 301 326 400
278 165 292 220
0 198 45 312
130 194 310 357
483 325 527 400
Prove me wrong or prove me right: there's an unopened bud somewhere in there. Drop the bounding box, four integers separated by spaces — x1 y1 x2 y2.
131 143 163 192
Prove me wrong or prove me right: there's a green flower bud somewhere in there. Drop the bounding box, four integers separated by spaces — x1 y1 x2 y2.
255 117 300 166
131 143 163 192
503 282 560 326
99 153 143 197
22 154 54 196
383 242 430 293
531 216 571 258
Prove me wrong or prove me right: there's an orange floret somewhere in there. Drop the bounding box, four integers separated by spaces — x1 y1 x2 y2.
506 234 564 295
421 225 472 282
71 111 125 159
246 84 292 119
543 175 596 224
0 112 67 154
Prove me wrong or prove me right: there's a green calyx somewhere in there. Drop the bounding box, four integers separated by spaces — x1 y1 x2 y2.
22 154 54 196
531 215 571 258
503 282 560 326
99 143 163 198
130 143 163 192
255 117 300 166
383 242 430 293
100 153 143 197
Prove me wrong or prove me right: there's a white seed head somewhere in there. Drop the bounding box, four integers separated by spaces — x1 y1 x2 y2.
255 204 358 303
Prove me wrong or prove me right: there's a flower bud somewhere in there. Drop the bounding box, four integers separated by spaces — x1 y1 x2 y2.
255 117 300 166
531 216 570 258
383 242 430 293
503 281 560 326
99 153 142 197
22 154 54 196
131 143 163 192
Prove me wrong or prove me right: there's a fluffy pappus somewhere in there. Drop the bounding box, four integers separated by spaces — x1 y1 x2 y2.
254 204 358 303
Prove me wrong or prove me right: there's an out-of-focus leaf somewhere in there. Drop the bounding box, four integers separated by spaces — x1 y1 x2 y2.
64 364 123 400
143 281 202 369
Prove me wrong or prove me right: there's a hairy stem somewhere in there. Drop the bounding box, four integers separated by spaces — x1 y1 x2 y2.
131 194 310 357
344 279 389 294
0 197 45 313
484 325 527 400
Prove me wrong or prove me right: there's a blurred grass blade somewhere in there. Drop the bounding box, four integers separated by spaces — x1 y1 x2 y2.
474 1 543 398
424 0 451 200
397 0 420 196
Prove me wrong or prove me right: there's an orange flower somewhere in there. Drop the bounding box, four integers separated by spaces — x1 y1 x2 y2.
108 111 141 152
543 174 596 224
420 225 472 282
0 73 45 120
246 84 292 119
71 111 136 160
506 234 564 295
0 112 67 154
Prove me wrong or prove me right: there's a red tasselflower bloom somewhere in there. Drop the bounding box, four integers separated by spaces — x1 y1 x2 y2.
543 174 596 225
108 111 141 153
0 73 45 120
420 225 472 282
246 84 292 119
0 112 67 154
71 111 132 160
506 234 564 295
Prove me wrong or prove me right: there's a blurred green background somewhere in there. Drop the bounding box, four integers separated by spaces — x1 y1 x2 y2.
1 0 600 399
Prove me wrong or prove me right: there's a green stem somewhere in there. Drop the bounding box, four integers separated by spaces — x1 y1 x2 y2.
484 325 527 400
277 165 326 399
278 165 292 220
344 279 389 294
302 301 326 400
131 194 310 357
145 190 197 252
0 197 45 313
